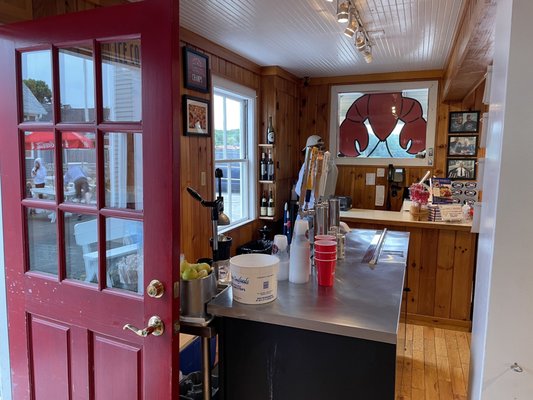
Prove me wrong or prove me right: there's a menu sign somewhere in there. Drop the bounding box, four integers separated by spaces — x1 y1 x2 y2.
183 47 209 93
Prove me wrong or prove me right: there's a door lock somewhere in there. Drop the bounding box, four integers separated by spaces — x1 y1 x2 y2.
123 316 165 337
146 279 165 298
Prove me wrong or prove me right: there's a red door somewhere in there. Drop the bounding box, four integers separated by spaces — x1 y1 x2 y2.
0 1 181 398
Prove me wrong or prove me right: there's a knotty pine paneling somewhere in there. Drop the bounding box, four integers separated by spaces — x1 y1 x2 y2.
298 75 487 211
179 38 262 262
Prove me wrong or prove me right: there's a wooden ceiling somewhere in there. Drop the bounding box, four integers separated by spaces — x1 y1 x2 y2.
0 0 498 101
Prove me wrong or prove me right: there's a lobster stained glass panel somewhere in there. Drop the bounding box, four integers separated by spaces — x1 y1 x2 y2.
337 88 430 159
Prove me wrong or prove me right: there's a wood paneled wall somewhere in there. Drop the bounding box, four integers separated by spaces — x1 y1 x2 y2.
179 30 263 262
298 72 486 211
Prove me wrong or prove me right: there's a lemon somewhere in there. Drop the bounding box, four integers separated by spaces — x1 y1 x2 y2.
182 268 199 280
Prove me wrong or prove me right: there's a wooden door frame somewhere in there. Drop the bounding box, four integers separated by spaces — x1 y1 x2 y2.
0 1 182 398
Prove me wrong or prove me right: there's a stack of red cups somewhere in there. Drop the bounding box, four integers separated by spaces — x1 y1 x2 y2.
314 236 337 287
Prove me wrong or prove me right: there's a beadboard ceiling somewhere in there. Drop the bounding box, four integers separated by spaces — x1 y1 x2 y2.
180 0 465 78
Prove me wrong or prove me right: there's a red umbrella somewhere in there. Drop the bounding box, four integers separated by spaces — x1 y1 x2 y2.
25 131 95 151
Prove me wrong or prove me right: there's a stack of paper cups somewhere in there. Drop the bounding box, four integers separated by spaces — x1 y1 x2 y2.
272 234 289 281
289 219 310 284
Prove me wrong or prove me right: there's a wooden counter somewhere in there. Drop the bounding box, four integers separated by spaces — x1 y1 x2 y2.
341 208 477 331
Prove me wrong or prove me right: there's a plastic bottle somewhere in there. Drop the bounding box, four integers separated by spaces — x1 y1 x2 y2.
289 219 310 284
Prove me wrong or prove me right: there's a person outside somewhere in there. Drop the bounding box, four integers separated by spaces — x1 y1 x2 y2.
64 164 90 203
295 135 338 209
31 158 47 199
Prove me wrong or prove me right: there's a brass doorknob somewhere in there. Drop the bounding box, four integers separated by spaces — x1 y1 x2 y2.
123 316 164 337
146 279 165 298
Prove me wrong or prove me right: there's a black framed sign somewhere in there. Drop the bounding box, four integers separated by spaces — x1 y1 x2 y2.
183 95 210 136
447 158 476 180
183 46 209 93
447 135 478 157
448 111 480 133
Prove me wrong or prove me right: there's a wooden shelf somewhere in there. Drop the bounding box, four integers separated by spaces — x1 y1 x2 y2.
258 143 274 148
258 180 275 184
259 216 275 221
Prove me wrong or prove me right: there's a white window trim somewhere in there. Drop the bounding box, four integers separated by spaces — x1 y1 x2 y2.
329 80 438 167
211 75 256 233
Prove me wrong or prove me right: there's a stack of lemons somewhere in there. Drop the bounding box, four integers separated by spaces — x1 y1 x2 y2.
180 259 213 281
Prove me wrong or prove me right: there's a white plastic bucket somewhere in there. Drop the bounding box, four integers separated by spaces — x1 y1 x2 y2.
229 254 279 304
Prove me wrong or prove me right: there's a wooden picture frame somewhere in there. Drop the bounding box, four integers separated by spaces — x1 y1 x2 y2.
447 135 478 157
448 111 480 133
183 95 210 136
183 46 209 93
446 158 476 180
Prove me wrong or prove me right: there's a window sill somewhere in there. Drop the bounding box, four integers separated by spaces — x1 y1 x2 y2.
218 218 255 235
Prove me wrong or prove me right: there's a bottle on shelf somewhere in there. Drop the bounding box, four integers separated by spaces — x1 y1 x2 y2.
260 152 267 181
267 150 274 181
267 190 275 217
267 116 275 144
260 191 268 217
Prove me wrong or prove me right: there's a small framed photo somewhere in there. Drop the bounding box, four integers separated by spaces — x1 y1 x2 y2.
183 95 210 136
183 46 209 93
447 135 478 157
447 158 476 180
448 111 480 133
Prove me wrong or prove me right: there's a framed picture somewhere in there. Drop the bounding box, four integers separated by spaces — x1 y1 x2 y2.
447 135 478 157
446 158 476 180
183 95 210 136
183 46 209 93
448 111 480 133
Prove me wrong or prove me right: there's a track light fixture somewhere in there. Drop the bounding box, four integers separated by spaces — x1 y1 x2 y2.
331 0 374 63
336 1 350 23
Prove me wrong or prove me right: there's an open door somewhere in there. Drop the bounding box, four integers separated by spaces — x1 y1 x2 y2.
0 1 181 398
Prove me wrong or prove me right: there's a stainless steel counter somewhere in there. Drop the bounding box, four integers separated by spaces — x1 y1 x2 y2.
207 229 409 344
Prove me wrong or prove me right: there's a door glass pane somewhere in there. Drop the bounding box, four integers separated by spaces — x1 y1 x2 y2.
21 50 53 123
24 131 56 200
101 39 142 121
104 132 143 210
59 46 95 122
27 207 58 275
106 218 143 294
65 214 98 283
62 132 96 205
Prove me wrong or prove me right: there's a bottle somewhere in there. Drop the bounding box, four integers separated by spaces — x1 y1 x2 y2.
260 192 267 217
267 116 275 144
267 190 275 217
267 150 274 181
260 152 267 181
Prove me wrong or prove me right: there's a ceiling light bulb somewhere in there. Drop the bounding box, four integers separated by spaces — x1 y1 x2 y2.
355 30 366 50
337 1 350 23
362 46 373 63
343 12 359 37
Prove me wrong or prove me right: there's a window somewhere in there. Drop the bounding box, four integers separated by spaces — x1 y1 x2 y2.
329 81 437 166
213 76 256 231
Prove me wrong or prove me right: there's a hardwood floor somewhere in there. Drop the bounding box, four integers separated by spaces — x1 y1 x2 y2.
395 323 471 400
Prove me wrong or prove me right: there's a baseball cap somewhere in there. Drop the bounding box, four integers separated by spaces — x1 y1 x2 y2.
302 135 324 151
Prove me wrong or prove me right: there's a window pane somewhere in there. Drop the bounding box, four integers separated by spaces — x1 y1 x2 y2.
101 39 142 122
59 46 95 123
27 207 58 275
104 132 143 210
226 97 243 158
216 161 245 224
21 50 53 122
338 88 429 158
106 218 143 294
65 214 98 284
62 132 96 205
24 131 56 200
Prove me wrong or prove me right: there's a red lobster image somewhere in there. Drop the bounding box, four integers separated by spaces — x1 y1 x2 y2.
339 92 427 157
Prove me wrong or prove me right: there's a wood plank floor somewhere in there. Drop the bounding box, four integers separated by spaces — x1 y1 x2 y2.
395 323 471 400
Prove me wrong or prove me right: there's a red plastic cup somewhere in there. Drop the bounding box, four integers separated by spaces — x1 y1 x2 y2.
314 240 337 252
315 234 336 242
316 259 335 287
314 250 337 261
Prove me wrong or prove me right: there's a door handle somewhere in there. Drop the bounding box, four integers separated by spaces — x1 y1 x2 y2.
123 316 164 337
